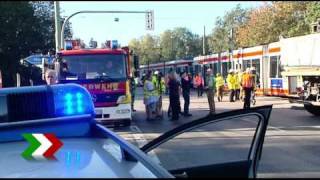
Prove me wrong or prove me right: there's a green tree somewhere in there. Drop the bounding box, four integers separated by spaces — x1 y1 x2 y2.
0 1 72 87
0 2 43 87
159 30 175 61
208 4 250 53
31 1 73 52
236 1 311 47
305 2 320 29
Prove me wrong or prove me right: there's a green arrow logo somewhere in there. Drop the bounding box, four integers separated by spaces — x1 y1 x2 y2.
21 134 41 159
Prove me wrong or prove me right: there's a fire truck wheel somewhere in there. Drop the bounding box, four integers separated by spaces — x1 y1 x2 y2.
304 103 320 116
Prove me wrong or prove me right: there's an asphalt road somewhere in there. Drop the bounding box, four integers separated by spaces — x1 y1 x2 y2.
112 87 320 178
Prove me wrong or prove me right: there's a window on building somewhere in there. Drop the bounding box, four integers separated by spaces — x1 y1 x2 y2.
252 58 260 85
270 56 277 78
243 59 251 71
278 56 282 78
213 63 218 75
222 62 228 78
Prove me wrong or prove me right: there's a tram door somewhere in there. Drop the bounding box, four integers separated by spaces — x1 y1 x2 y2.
288 76 298 94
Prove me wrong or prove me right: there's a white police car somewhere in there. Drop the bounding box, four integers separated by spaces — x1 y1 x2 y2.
0 84 272 178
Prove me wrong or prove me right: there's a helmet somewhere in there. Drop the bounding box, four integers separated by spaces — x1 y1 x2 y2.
154 71 159 75
246 68 251 73
229 69 234 73
216 73 221 76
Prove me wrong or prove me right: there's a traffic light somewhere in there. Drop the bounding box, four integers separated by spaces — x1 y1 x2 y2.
145 10 154 31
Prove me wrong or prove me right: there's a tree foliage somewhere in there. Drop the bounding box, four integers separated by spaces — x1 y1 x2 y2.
208 4 250 52
129 27 202 65
236 1 311 47
0 1 73 87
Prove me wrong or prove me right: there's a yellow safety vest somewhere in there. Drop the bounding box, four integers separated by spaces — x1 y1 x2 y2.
143 80 152 98
227 74 236 90
234 74 240 89
215 76 224 88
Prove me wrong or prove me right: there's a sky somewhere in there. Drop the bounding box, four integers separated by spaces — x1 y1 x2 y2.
59 1 263 47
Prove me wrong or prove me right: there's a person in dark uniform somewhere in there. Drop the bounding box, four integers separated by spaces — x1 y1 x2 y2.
130 74 137 112
181 71 192 117
168 72 181 121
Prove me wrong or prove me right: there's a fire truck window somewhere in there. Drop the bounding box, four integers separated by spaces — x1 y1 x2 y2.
60 54 126 80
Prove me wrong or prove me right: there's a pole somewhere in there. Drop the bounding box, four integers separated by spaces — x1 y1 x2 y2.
54 1 61 52
203 26 206 55
60 10 149 49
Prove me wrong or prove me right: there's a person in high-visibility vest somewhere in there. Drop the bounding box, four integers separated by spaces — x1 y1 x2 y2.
153 71 166 119
215 73 224 102
238 70 244 101
241 68 255 109
227 69 236 102
194 73 204 97
144 72 158 120
234 70 241 101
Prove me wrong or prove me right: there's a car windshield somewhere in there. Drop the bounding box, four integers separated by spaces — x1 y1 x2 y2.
60 54 127 80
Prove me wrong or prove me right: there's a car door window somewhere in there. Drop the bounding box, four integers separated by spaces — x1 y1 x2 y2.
141 106 272 178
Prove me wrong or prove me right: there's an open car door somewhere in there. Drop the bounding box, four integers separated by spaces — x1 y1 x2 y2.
140 105 272 178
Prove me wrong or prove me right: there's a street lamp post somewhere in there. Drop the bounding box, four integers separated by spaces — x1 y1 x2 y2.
54 1 61 52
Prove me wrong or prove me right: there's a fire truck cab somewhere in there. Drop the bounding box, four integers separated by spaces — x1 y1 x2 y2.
53 40 139 126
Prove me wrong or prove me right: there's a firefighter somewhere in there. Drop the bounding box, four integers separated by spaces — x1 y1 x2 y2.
215 73 224 102
234 70 241 101
144 72 157 120
241 68 255 109
227 69 236 102
238 70 244 101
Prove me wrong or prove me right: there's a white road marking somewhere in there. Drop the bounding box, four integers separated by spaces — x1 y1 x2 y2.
130 125 161 164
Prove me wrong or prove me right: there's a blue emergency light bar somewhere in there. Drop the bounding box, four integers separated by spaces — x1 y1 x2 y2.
0 83 95 123
65 40 73 50
112 40 118 49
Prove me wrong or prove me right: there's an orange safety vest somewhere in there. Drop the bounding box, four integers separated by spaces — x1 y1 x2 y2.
194 75 204 86
242 73 254 88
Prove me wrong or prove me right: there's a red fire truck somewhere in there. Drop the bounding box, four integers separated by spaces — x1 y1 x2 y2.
54 40 138 126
